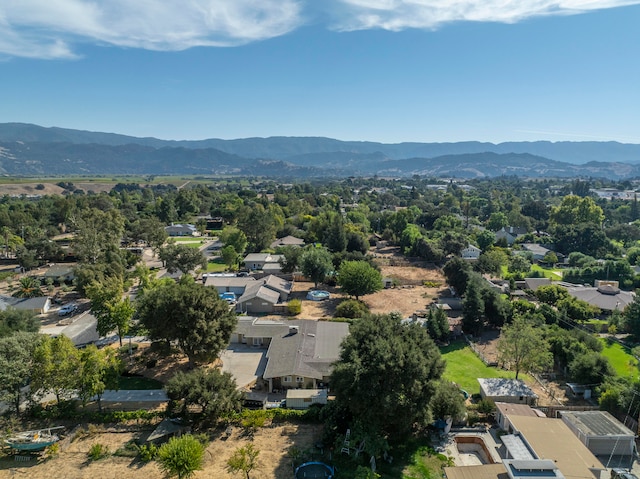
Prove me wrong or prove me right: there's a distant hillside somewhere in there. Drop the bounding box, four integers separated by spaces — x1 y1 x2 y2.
1 122 639 179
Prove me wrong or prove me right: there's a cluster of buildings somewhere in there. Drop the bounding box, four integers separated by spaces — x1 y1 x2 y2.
445 379 637 479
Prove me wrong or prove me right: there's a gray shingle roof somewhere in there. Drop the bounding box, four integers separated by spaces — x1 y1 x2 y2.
566 286 634 311
237 283 280 304
263 320 349 380
204 276 257 288
0 295 49 311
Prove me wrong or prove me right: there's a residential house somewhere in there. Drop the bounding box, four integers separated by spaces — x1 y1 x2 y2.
0 295 51 314
461 244 481 261
478 378 537 405
270 235 305 249
507 415 605 479
205 217 224 230
204 276 257 296
205 274 292 314
164 224 197 237
521 277 551 291
43 264 75 283
495 226 528 246
237 275 292 314
446 406 607 479
521 243 563 263
243 253 284 272
565 280 634 313
263 320 349 392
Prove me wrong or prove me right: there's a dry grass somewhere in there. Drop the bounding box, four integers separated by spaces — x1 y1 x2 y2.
0 424 320 479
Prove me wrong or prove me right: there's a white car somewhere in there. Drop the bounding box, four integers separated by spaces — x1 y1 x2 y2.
58 303 78 317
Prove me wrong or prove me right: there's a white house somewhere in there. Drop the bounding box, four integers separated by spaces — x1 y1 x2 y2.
461 244 481 261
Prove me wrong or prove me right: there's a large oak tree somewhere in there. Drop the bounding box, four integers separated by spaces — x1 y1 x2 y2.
137 278 237 367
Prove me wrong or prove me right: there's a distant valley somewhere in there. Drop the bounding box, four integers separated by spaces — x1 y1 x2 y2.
0 123 639 179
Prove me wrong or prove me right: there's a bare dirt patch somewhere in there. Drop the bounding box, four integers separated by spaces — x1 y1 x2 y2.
0 423 321 479
287 260 447 320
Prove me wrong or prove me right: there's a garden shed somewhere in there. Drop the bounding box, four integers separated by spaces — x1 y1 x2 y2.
478 378 537 405
285 389 328 410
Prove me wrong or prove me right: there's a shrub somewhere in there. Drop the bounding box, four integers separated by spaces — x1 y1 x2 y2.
477 399 495 415
334 299 369 319
137 443 158 462
157 435 205 479
114 440 139 458
44 442 60 459
288 299 302 316
88 443 110 461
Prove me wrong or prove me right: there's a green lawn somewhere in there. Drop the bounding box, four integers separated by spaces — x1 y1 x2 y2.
441 342 530 395
530 264 563 280
206 257 228 272
117 375 163 390
600 338 639 379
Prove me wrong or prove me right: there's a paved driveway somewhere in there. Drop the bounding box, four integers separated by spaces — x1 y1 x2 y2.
220 345 268 389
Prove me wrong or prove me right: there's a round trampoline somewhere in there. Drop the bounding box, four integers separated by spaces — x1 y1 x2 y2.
294 461 335 479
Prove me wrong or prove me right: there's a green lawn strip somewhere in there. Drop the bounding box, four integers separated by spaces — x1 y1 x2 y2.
206 258 228 272
117 375 163 390
530 264 563 280
599 338 639 379
440 342 530 395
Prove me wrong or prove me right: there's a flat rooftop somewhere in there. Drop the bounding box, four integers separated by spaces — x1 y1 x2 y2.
561 410 635 437
508 415 604 479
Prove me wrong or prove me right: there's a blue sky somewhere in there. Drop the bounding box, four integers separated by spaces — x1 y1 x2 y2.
2 1 640 144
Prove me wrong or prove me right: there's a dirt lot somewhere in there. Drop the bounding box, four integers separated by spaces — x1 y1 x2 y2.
0 423 321 479
291 259 447 320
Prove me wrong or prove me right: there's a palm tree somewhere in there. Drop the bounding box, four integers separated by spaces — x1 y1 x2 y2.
13 276 42 298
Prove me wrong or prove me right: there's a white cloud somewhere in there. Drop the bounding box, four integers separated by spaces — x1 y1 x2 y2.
0 0 639 59
329 0 640 31
0 0 302 58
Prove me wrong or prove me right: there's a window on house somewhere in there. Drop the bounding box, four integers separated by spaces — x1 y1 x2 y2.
296 377 304 383
283 376 291 383
252 337 261 346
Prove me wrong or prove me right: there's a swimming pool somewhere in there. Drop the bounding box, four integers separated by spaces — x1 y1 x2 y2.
307 290 330 301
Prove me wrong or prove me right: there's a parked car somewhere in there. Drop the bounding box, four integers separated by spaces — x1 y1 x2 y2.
220 292 237 304
58 303 78 317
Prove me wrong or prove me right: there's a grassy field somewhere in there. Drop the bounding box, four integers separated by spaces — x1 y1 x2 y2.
600 338 639 379
441 342 529 394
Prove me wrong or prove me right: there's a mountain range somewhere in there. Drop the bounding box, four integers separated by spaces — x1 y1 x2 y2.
0 122 639 179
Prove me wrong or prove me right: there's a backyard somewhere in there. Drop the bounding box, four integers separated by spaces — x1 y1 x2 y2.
600 338 639 379
440 341 530 395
